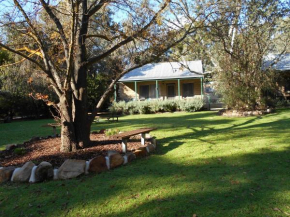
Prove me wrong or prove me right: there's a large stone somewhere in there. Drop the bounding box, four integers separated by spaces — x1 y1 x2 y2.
12 161 35 182
105 156 110 169
110 153 124 169
0 166 15 183
58 159 86 180
134 147 148 158
146 144 155 153
125 152 136 163
53 169 58 180
29 166 37 183
89 155 108 173
85 161 90 174
34 162 53 182
107 150 119 157
123 152 136 165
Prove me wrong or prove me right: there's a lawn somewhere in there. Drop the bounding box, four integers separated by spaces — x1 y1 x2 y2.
1 109 290 217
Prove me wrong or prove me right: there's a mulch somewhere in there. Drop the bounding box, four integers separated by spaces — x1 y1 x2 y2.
0 133 150 168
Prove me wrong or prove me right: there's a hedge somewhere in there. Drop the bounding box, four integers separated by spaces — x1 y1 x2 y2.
109 98 204 115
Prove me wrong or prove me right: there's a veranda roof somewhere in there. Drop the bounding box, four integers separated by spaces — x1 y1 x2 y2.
119 60 203 82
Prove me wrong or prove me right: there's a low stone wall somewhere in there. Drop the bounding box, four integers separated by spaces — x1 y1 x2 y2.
0 137 157 184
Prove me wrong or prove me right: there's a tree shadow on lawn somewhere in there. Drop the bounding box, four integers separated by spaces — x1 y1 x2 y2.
157 114 290 154
1 145 289 217
91 110 290 157
1 111 290 216
92 111 225 130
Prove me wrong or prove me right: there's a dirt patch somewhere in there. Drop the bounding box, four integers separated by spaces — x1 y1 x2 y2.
0 133 150 167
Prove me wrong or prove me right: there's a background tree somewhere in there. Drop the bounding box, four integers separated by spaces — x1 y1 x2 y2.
170 0 290 110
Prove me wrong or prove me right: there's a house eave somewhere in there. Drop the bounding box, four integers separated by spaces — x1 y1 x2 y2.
119 75 204 83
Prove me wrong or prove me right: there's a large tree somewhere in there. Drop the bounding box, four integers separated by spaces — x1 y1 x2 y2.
178 0 290 110
0 0 208 152
210 0 290 110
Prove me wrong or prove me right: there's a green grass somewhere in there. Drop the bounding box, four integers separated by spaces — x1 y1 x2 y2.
0 119 58 150
1 109 290 217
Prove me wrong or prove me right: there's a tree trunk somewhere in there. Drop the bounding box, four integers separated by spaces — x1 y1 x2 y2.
58 94 76 152
73 95 91 149
60 115 77 152
59 80 91 152
59 104 91 152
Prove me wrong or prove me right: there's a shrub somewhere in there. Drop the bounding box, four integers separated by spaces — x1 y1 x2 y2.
126 101 138 114
109 98 204 115
184 98 204 112
105 128 120 136
162 100 178 112
109 101 126 114
275 99 290 108
13 147 27 155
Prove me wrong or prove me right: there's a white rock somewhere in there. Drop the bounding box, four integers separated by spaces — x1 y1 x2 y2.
53 169 58 180
123 155 128 165
107 150 118 157
57 159 86 180
11 168 21 181
12 161 35 182
85 160 91 175
105 156 110 170
29 166 37 183
146 146 150 153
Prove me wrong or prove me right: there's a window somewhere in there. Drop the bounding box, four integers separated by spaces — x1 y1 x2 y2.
149 84 156 98
182 83 194 97
140 84 157 99
167 83 175 97
140 85 149 99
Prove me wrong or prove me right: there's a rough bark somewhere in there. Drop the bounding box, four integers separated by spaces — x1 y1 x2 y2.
60 115 77 152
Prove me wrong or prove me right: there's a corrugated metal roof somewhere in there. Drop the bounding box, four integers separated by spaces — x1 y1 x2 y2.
263 53 290 71
119 61 203 82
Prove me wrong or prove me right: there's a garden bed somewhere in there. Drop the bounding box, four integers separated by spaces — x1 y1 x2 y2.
218 108 273 117
0 133 150 168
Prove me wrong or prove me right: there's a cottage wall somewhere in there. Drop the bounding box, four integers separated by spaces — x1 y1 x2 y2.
118 78 202 101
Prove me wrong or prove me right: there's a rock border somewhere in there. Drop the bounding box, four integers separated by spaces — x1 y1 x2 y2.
0 136 157 184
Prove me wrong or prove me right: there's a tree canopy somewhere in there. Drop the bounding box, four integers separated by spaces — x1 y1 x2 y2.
0 0 206 152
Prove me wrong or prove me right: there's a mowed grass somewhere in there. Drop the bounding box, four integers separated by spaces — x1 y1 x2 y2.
1 109 290 217
0 119 58 150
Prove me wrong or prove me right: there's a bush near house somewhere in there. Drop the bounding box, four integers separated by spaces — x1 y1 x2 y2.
109 98 204 115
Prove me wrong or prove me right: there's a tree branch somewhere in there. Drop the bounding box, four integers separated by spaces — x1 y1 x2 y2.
86 0 171 67
39 0 69 61
13 0 63 92
85 34 113 41
0 42 45 71
88 0 109 17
